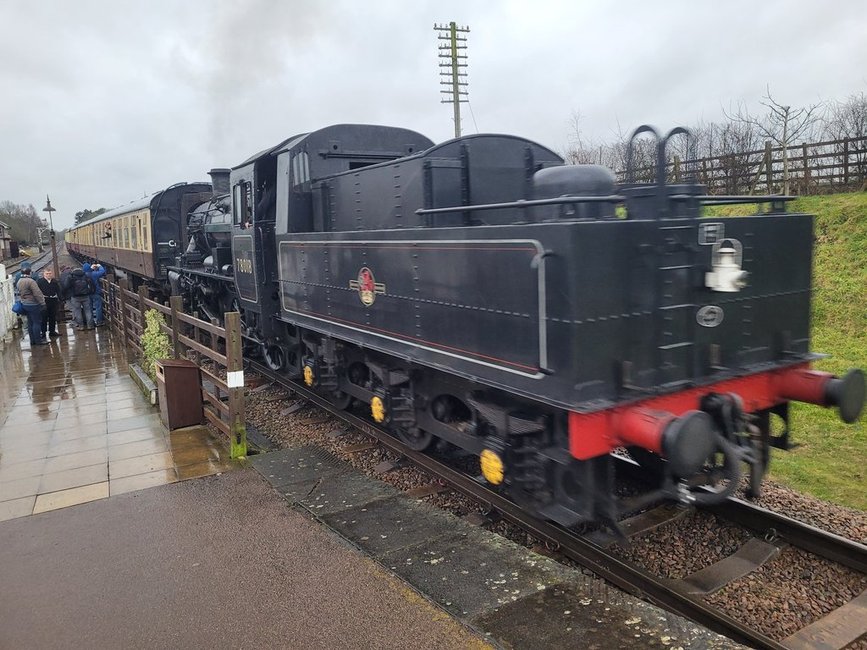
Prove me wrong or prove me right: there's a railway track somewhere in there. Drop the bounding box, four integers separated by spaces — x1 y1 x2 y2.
3 249 54 277
249 360 866 649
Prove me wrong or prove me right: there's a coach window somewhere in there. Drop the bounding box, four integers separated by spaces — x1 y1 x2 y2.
131 218 138 250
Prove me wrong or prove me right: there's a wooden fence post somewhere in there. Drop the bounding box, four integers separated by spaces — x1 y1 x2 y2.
802 142 810 195
224 311 247 459
764 141 773 193
169 295 183 359
104 274 115 329
673 156 681 182
118 278 130 351
843 137 850 187
137 285 148 335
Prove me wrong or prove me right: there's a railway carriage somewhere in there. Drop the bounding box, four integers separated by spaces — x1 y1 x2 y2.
67 183 211 286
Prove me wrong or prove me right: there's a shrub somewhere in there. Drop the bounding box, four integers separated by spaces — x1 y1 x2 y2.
141 308 172 382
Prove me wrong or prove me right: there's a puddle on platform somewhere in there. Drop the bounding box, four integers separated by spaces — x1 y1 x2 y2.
0 324 233 521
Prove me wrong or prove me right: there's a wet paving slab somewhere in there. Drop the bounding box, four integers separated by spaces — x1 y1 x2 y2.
0 323 234 521
0 469 487 649
252 445 743 649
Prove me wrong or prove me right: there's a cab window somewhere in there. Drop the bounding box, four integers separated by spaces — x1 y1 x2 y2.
233 181 253 227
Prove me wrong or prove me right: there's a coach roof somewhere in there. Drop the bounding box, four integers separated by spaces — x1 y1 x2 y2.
72 182 209 230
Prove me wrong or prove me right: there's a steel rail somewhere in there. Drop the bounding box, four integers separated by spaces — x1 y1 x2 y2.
703 498 867 575
613 455 867 575
247 360 790 649
4 250 51 276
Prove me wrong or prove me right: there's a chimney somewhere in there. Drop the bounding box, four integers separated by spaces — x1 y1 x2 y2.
208 168 231 195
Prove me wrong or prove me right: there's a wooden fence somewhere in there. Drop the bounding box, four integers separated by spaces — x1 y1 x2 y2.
102 277 247 458
617 135 867 196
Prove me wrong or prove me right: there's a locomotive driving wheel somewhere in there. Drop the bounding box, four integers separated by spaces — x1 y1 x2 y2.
330 390 353 410
396 427 434 451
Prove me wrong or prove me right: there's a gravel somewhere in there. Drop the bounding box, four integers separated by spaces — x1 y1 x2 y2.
241 371 867 645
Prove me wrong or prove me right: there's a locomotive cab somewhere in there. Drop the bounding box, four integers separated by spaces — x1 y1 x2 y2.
229 153 283 364
231 125 435 369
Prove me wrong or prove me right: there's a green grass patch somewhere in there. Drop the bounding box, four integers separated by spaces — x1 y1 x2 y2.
706 193 867 509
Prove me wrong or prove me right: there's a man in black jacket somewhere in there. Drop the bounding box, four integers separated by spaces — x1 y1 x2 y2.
37 268 62 338
62 267 95 330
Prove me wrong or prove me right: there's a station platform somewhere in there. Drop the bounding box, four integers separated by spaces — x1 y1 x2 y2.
0 315 736 648
0 324 487 648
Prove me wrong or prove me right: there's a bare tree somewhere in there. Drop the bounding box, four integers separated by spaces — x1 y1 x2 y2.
822 92 867 187
725 86 825 194
0 201 43 244
714 120 763 193
564 110 603 165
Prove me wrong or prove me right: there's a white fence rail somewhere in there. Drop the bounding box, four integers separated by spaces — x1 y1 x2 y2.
0 264 18 344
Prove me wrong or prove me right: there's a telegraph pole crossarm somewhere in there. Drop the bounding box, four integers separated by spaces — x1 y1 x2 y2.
434 21 470 138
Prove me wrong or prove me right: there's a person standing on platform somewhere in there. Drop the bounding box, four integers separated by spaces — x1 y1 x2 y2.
16 267 48 346
83 262 106 326
63 266 95 330
12 260 31 290
12 260 31 329
36 268 61 338
59 266 73 315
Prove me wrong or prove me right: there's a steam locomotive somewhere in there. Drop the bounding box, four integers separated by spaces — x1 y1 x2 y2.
66 124 865 528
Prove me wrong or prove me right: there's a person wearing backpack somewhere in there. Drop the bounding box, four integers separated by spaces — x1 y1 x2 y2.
83 262 107 326
12 260 31 330
63 267 95 330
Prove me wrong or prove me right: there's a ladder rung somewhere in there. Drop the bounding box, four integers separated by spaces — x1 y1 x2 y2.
659 303 694 310
659 342 694 350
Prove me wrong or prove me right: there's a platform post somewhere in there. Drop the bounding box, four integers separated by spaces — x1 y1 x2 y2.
169 295 183 359
224 311 247 459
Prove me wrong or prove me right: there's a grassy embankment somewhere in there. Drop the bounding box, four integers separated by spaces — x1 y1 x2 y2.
707 193 866 510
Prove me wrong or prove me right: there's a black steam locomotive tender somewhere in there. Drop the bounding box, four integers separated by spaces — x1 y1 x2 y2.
74 123 866 530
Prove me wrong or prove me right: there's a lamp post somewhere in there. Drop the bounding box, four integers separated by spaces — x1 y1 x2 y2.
42 195 61 281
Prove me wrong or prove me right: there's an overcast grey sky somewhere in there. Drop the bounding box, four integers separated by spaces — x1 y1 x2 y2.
1 0 864 229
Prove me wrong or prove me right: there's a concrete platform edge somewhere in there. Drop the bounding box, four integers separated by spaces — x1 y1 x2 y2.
251 445 742 650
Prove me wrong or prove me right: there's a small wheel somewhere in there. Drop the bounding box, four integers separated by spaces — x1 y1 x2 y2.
262 344 285 371
396 427 434 451
331 390 353 410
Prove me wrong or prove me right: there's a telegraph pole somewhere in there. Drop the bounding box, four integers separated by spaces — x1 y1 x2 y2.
434 22 469 138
